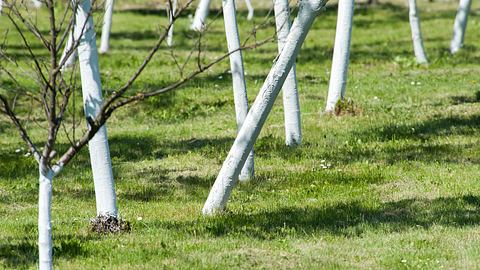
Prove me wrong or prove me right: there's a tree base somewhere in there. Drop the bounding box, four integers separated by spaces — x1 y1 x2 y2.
90 214 131 234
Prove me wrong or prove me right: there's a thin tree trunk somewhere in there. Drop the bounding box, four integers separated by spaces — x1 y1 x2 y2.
450 0 471 54
31 0 42 8
325 0 354 112
167 0 177 47
222 0 254 181
59 32 77 70
99 0 115 54
408 0 428 64
38 165 53 270
245 0 254 20
202 0 327 215
191 0 211 31
274 0 302 146
74 0 118 217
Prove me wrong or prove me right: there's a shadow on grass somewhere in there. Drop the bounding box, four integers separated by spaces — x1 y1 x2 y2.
357 114 480 142
155 195 480 239
450 91 480 105
0 234 94 268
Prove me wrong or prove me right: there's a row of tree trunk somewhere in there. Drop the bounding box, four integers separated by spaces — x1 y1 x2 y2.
15 0 474 268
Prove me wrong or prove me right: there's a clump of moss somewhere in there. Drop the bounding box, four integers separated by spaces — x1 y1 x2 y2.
90 214 131 234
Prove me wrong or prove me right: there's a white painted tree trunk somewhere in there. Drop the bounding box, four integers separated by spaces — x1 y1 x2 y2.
325 0 354 112
38 165 53 270
408 0 428 64
59 32 78 70
222 0 254 181
450 0 472 54
99 0 115 54
74 0 118 217
31 0 42 8
244 0 254 20
191 0 211 31
202 0 326 215
274 0 302 146
167 0 177 47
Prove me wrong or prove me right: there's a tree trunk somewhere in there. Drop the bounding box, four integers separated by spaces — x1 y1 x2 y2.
325 0 354 112
31 0 41 8
274 0 302 146
408 0 428 64
99 0 115 54
59 32 78 70
38 165 53 270
74 0 118 217
191 0 211 31
450 0 471 54
202 0 327 215
167 0 177 47
222 0 254 181
244 0 254 20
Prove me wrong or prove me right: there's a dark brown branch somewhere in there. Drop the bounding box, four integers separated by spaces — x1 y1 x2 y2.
0 94 41 162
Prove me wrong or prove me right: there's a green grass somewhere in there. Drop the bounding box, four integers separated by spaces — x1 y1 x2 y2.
2 0 480 268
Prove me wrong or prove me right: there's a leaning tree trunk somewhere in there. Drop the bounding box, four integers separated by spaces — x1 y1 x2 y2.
38 164 54 270
450 0 472 54
274 0 302 146
408 0 428 64
167 0 177 47
191 0 211 31
99 0 115 54
222 0 255 180
74 0 118 217
202 0 328 215
325 0 354 112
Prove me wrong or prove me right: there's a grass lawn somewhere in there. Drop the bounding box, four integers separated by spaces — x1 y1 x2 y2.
2 0 480 268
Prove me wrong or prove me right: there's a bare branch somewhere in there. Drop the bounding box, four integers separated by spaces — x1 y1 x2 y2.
0 94 41 162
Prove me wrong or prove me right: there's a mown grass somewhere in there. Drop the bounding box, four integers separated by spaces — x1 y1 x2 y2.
2 0 480 268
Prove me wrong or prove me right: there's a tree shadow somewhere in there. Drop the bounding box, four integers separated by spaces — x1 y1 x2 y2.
449 91 480 105
0 234 94 269
154 195 480 239
357 114 480 142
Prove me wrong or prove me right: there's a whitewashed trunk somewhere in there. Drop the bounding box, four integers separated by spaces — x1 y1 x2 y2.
222 0 254 181
450 0 471 54
74 0 118 217
167 0 178 47
325 0 354 112
38 165 53 270
202 0 326 215
31 0 42 8
245 0 254 20
59 32 78 70
274 0 302 146
99 0 115 54
408 0 428 64
191 0 211 31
